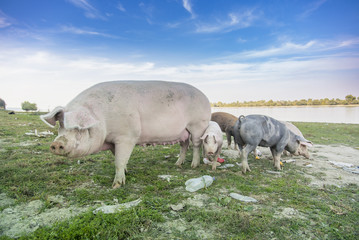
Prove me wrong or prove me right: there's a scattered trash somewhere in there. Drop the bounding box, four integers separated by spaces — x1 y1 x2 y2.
158 175 174 182
218 164 235 169
203 158 212 165
343 167 359 174
170 203 184 211
304 162 313 167
229 193 258 203
185 175 214 192
283 159 296 163
266 170 281 175
280 161 283 167
329 161 354 168
25 129 53 138
93 198 142 214
203 157 225 165
255 156 261 160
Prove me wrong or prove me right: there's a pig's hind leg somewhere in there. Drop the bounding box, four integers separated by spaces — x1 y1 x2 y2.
240 144 256 173
175 138 189 167
270 147 283 170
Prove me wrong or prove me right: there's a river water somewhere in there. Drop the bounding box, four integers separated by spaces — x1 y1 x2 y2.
212 106 359 124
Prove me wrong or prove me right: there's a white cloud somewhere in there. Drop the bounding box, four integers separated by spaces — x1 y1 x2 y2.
60 25 117 38
182 0 195 18
67 0 105 20
117 2 126 12
0 10 12 28
1 43 358 110
299 0 328 19
195 9 258 33
222 38 359 60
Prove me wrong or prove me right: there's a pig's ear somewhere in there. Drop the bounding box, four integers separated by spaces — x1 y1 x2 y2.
63 108 98 130
213 135 217 144
201 134 209 143
40 106 65 128
296 135 313 147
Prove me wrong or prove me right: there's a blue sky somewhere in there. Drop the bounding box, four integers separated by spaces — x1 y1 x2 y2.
0 0 359 110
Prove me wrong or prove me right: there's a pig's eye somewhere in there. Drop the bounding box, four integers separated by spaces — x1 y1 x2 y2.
87 128 92 137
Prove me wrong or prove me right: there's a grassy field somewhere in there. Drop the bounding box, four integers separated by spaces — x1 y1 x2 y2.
0 110 358 239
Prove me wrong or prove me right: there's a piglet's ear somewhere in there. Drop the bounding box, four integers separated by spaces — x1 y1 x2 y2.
300 141 313 147
40 106 65 128
64 108 98 130
201 134 209 143
296 135 313 147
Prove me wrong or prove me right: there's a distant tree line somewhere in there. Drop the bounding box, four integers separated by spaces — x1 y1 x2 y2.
21 101 38 111
212 95 359 107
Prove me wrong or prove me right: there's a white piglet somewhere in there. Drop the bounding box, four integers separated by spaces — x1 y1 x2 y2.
201 121 223 170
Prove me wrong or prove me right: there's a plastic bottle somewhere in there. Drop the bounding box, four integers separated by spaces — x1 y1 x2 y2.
185 175 214 192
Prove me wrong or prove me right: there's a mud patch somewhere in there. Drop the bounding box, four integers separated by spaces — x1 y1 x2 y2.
0 195 88 238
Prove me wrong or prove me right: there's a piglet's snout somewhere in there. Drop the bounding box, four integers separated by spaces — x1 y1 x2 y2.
50 141 66 155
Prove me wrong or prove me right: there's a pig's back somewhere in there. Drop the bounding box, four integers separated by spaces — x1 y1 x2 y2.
211 112 237 132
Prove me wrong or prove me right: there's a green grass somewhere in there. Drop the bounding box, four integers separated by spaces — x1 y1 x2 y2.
0 110 358 239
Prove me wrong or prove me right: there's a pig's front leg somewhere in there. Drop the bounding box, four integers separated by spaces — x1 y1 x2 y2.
175 139 189 166
112 141 136 189
191 137 202 168
211 153 219 170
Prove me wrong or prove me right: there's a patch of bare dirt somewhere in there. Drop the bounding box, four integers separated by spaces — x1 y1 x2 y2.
221 140 359 187
0 196 88 238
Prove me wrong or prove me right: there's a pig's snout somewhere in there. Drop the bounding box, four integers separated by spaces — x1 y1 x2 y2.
50 141 66 155
207 151 214 156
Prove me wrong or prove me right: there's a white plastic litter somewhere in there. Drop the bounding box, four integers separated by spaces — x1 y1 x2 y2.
203 158 211 165
158 175 174 182
229 193 258 203
93 198 142 214
25 129 53 137
343 167 359 174
329 161 354 168
185 175 214 192
218 164 235 169
284 159 296 163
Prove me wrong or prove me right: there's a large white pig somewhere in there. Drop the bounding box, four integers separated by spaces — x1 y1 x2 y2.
41 81 211 188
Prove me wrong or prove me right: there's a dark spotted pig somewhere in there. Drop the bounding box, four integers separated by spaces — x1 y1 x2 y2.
41 81 211 188
233 115 312 173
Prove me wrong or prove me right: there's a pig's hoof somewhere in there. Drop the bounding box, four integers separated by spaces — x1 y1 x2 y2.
242 166 251 174
175 159 184 166
112 177 125 189
191 162 200 168
112 182 122 189
274 165 282 171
